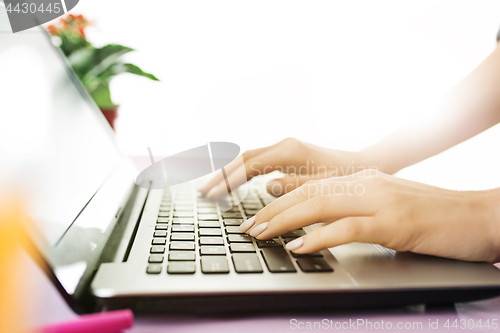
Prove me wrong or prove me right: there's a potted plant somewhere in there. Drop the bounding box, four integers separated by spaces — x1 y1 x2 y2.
47 14 159 130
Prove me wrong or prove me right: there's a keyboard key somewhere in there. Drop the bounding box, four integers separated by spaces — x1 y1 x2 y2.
256 238 282 248
200 246 226 255
198 214 219 221
172 225 195 232
201 256 229 274
283 237 299 243
172 218 195 224
199 237 224 245
282 230 306 237
222 212 242 218
226 226 244 234
154 230 167 237
245 208 261 214
228 234 252 243
157 218 170 223
261 198 274 205
230 243 256 253
261 248 296 273
150 245 165 254
232 253 263 273
174 211 194 218
175 205 193 211
223 219 243 226
159 207 170 212
146 264 162 274
291 251 323 258
171 233 195 241
175 200 193 206
169 251 196 261
198 221 220 228
155 224 169 230
296 257 333 272
199 228 222 236
241 199 260 204
198 207 217 214
170 241 195 250
158 212 170 217
197 202 216 208
168 262 196 274
226 207 241 212
152 238 166 245
241 203 262 209
148 254 164 263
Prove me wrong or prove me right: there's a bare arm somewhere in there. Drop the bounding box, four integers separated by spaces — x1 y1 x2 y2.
364 43 500 174
202 43 500 198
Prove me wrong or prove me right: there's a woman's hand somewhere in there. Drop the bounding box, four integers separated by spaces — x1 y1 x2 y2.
199 138 375 198
238 170 500 263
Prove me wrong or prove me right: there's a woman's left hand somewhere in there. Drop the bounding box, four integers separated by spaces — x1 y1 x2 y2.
239 170 500 262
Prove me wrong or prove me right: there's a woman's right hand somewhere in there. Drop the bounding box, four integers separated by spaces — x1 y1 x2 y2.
199 138 377 199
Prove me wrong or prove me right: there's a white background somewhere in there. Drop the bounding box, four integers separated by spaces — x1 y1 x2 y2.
52 0 500 190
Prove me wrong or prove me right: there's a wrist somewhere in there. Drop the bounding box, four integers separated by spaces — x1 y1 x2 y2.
485 189 500 262
357 146 396 175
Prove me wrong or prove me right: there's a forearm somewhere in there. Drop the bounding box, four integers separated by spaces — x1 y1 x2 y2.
362 44 500 174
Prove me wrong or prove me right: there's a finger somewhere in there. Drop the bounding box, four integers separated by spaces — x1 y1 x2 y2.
266 173 329 197
199 143 281 195
254 189 375 239
205 148 297 199
241 181 321 233
242 171 379 234
285 216 384 254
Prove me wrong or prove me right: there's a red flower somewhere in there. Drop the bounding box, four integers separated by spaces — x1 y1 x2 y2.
47 25 58 35
78 27 85 36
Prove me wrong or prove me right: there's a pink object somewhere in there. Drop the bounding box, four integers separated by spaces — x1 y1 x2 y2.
40 309 134 333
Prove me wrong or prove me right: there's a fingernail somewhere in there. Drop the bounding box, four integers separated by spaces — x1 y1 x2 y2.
238 216 256 232
249 222 268 237
206 187 218 199
286 238 304 252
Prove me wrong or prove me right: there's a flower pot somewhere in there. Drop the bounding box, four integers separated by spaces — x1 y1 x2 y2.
101 107 118 131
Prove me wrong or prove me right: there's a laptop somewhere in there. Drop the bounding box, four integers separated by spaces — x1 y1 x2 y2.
3 10 500 314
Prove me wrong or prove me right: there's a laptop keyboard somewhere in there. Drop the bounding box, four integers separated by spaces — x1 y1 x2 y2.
146 185 333 275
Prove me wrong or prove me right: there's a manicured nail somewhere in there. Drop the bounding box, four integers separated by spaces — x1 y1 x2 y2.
206 187 218 199
238 216 256 232
249 222 268 237
286 238 304 252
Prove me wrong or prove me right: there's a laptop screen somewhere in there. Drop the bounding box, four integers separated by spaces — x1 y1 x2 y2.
0 10 131 298
0 27 122 246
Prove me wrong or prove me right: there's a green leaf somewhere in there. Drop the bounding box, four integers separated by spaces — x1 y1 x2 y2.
84 44 134 79
123 63 160 81
68 47 95 79
89 82 116 109
95 63 159 82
